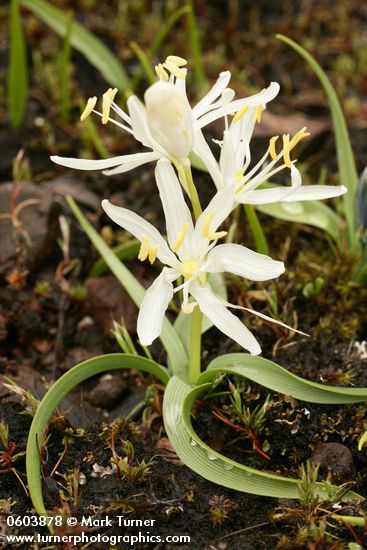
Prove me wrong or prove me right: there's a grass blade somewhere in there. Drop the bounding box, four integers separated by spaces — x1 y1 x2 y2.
8 0 28 128
201 353 367 404
27 353 170 518
20 0 130 90
89 239 140 277
130 41 156 85
67 196 188 378
163 376 357 499
186 0 206 92
130 5 191 90
276 34 359 251
59 12 73 122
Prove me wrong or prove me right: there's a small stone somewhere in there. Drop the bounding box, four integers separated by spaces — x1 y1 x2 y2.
310 442 355 483
85 373 128 408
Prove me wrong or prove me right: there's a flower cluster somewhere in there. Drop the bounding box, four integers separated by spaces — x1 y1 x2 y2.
52 55 346 354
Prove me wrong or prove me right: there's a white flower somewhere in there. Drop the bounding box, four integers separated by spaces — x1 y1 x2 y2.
51 56 280 186
102 158 285 355
216 105 347 203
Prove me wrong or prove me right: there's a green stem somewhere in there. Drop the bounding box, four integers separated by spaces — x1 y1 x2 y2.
174 161 202 219
243 204 269 256
188 305 202 383
175 162 203 383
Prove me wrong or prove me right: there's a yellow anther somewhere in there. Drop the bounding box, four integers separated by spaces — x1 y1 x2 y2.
179 260 199 280
148 245 159 264
235 171 243 182
138 236 158 264
163 60 186 79
254 105 263 123
282 134 291 168
172 223 188 253
232 103 249 123
202 213 227 241
80 96 97 122
269 135 279 160
102 88 118 124
155 63 169 82
165 55 187 67
289 126 310 149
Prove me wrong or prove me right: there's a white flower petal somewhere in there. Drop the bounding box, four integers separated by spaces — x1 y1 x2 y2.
205 243 285 281
154 159 194 256
101 200 179 267
194 186 236 253
281 184 347 202
290 163 302 188
102 151 161 175
196 82 280 129
220 130 238 184
50 154 148 171
192 129 223 189
137 268 178 345
192 71 232 118
189 282 261 355
127 95 162 152
237 184 347 204
144 81 194 160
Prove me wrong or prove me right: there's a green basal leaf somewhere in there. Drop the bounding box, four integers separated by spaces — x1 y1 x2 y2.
163 376 357 499
89 239 140 277
27 354 170 519
8 0 28 128
200 353 367 404
67 196 189 379
174 273 227 350
20 0 130 90
277 34 359 252
256 193 343 241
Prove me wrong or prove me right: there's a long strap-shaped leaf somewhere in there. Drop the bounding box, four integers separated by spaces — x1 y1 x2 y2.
277 35 359 252
200 353 367 404
163 376 355 499
67 196 189 379
20 0 130 91
27 353 170 519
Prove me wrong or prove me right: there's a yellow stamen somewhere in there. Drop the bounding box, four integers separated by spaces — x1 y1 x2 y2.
165 55 187 67
148 245 159 264
102 88 118 124
172 223 188 253
138 236 158 264
254 105 263 123
235 171 243 182
289 126 310 149
179 260 199 280
202 213 227 241
232 103 249 123
155 63 169 81
282 134 291 168
80 96 97 121
163 60 186 79
269 135 279 160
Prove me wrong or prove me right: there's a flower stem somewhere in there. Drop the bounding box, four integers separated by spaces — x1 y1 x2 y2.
176 162 203 383
188 305 202 384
